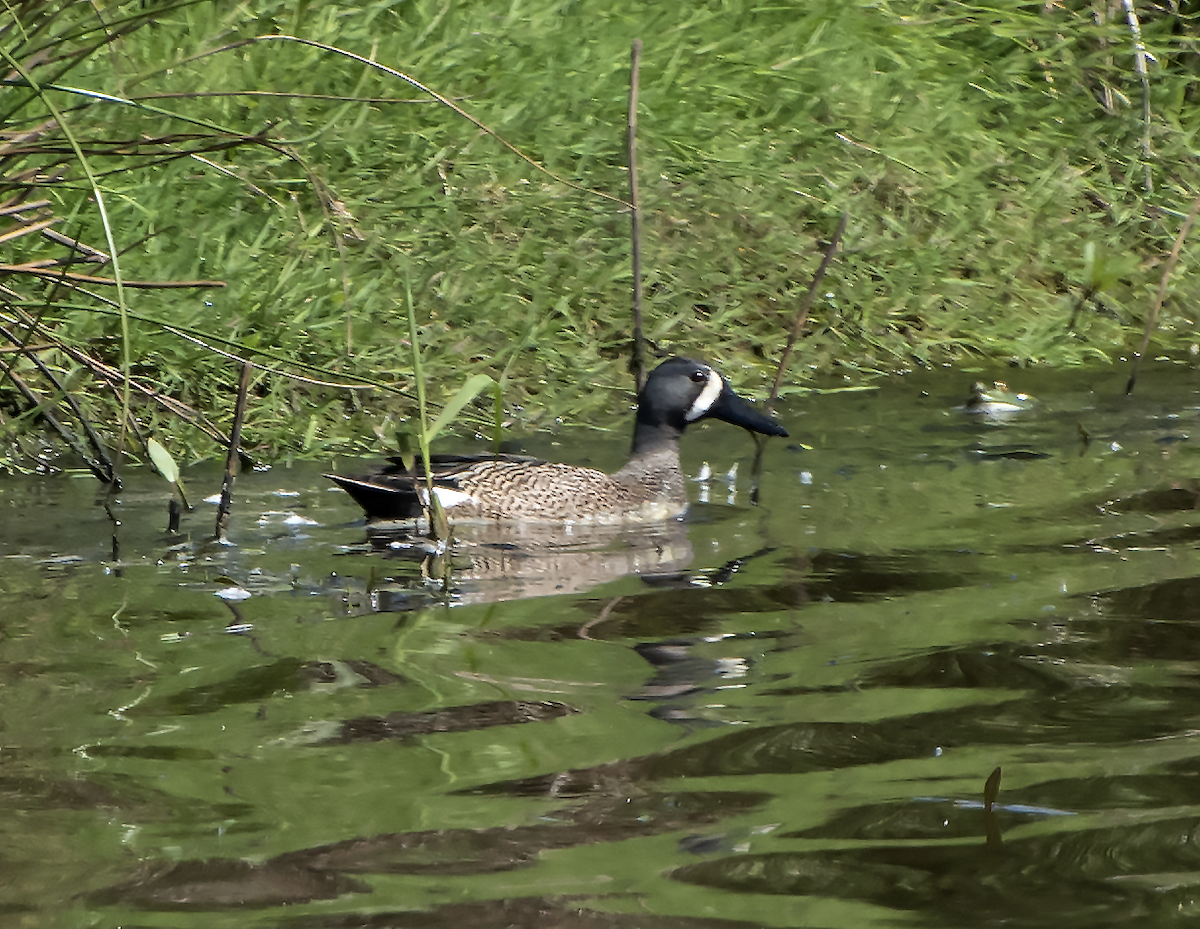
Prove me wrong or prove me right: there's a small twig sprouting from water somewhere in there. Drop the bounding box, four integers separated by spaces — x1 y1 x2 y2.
215 361 252 542
767 212 848 414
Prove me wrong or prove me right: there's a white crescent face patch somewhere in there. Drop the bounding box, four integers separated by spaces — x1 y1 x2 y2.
685 368 724 422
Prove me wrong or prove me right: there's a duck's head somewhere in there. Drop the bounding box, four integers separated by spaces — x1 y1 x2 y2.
633 357 787 453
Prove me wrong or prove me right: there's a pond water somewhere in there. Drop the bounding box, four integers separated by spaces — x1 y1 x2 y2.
5 360 1200 928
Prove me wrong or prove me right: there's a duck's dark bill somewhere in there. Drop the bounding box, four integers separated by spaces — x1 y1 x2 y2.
705 385 788 437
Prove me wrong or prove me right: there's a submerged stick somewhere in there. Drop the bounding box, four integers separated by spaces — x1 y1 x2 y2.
983 765 1002 813
1126 189 1200 395
627 38 646 391
983 765 1003 848
215 361 252 542
767 212 847 414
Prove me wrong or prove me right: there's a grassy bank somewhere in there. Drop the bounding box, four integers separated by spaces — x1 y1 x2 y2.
3 0 1200 466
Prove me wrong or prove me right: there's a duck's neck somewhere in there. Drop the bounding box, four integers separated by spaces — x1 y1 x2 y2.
628 402 687 459
614 420 685 503
629 421 683 459
612 437 685 506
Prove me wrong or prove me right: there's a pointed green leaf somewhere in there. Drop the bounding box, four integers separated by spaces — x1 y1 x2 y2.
427 373 494 444
302 414 320 451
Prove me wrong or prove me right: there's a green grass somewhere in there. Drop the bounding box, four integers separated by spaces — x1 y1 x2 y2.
2 0 1200 467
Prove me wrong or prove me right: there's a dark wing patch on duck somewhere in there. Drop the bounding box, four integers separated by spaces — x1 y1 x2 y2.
324 472 424 520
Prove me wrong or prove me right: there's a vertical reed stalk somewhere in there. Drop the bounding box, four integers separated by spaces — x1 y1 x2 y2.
1122 0 1153 192
215 361 252 542
404 277 450 541
627 38 646 391
984 766 1003 847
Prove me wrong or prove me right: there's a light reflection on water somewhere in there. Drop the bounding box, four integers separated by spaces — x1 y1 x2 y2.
3 362 1200 926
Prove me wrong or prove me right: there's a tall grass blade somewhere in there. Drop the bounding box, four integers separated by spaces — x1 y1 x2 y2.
404 277 450 541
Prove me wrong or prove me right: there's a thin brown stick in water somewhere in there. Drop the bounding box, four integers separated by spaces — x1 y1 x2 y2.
215 362 252 542
627 38 646 390
1126 189 1200 395
767 212 848 413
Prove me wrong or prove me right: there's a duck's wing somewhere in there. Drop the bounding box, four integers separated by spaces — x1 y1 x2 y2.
326 454 547 521
324 471 425 520
381 453 545 482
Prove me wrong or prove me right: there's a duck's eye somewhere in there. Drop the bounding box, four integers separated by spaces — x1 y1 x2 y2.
690 370 708 383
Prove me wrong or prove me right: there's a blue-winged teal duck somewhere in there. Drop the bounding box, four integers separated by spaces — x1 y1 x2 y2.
326 356 787 523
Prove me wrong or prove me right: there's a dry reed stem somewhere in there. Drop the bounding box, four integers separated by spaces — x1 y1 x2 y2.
627 38 645 391
1126 188 1200 395
215 361 253 542
767 212 848 413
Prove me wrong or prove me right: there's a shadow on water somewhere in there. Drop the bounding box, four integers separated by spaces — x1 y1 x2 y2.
8 361 1200 926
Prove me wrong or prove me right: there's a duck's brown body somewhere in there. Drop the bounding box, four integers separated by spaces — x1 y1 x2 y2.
326 358 787 524
328 447 688 524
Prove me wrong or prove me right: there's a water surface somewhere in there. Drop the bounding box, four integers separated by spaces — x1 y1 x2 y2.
5 361 1200 927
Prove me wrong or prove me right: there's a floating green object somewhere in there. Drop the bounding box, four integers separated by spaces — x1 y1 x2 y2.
966 381 1035 415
